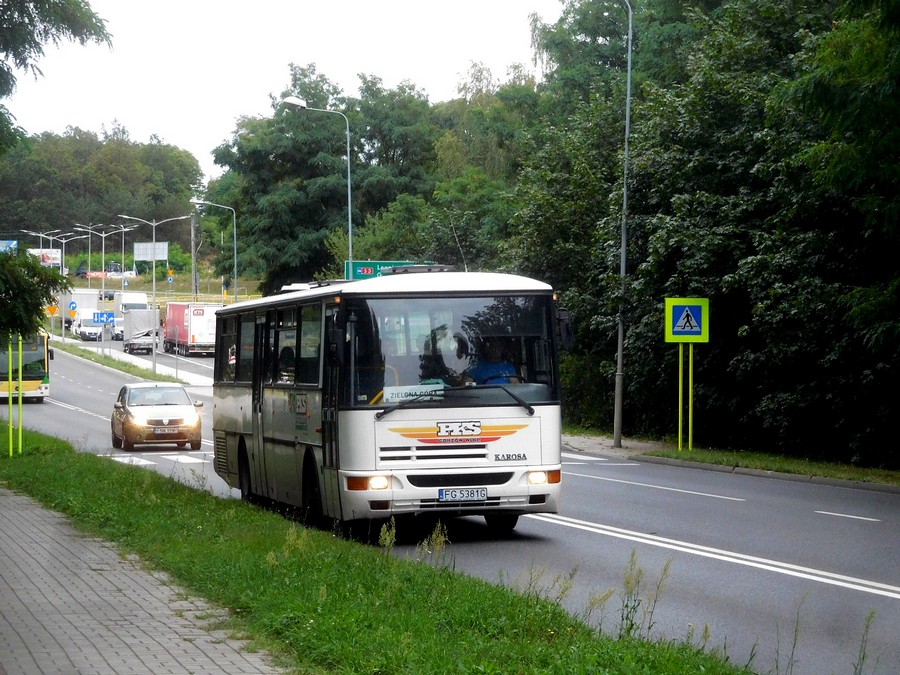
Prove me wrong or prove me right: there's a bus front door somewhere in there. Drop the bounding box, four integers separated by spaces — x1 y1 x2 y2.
321 303 342 519
251 316 270 499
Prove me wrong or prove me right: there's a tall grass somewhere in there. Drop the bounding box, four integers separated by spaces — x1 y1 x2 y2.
1 432 750 674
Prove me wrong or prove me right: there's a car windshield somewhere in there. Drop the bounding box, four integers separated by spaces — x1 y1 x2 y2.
128 387 192 407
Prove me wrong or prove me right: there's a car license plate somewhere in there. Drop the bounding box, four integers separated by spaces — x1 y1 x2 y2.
438 487 487 502
156 427 178 434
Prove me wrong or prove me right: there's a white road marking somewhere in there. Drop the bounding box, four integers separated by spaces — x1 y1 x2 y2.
46 398 108 420
564 470 745 501
112 456 155 466
527 513 900 600
815 510 880 522
159 455 206 464
562 452 639 467
562 452 609 461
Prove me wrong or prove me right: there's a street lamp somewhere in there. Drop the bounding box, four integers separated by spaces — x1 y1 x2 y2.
613 0 634 449
21 228 61 255
282 95 353 272
75 224 117 300
108 224 138 290
56 233 89 341
117 214 190 374
73 223 105 288
189 198 237 300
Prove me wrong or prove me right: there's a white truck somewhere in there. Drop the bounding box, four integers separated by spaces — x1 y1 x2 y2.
163 302 221 356
60 288 102 331
113 291 149 314
72 309 104 341
122 309 159 355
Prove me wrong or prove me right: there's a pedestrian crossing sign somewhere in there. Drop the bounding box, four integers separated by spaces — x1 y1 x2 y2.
665 297 709 343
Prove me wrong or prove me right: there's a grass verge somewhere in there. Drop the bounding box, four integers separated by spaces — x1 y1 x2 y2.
0 432 751 674
51 339 182 383
563 426 899 488
648 447 900 487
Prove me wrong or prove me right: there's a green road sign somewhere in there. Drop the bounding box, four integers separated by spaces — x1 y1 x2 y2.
344 260 415 280
665 297 709 343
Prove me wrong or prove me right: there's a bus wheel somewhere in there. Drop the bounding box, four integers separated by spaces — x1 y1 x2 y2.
484 514 519 533
301 457 324 527
238 449 256 503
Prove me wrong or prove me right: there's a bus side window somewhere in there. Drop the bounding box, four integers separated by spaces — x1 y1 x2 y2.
217 317 237 382
298 304 321 384
236 316 255 382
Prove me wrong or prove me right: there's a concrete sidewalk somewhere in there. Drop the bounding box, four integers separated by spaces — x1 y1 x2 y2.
0 487 282 675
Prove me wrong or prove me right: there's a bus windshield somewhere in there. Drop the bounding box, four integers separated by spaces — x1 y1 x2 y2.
0 336 47 381
344 295 558 408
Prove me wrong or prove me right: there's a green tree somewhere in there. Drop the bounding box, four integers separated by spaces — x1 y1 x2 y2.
0 247 69 341
0 0 110 155
0 127 201 251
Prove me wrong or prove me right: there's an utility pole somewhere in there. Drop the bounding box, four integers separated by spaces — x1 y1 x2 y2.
190 212 199 298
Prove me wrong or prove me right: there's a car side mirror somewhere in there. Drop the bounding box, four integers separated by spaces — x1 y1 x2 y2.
194 400 204 408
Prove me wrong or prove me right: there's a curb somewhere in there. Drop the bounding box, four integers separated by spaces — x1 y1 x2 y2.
634 455 900 495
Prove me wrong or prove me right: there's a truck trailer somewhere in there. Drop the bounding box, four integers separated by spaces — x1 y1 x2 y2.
163 302 221 356
122 309 159 355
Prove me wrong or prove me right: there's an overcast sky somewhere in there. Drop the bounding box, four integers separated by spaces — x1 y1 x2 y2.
6 0 564 180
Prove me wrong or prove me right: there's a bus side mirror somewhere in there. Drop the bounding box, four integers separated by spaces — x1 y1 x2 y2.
557 309 575 350
328 328 345 365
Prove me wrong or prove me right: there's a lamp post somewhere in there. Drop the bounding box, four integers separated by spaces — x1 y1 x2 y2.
282 95 353 272
56 233 89 341
73 223 106 288
75 225 117 300
189 198 237 300
117 214 190 373
110 224 138 290
613 0 634 449
21 228 61 256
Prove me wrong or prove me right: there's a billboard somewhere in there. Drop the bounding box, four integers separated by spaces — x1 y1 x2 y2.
134 241 169 262
28 248 62 268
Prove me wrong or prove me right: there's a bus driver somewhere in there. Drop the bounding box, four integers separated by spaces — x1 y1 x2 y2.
462 337 521 385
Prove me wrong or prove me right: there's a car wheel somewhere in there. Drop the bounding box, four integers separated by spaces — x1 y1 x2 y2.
190 440 201 450
123 434 134 451
111 426 122 449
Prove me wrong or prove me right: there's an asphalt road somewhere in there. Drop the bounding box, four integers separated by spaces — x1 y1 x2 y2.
5 347 898 675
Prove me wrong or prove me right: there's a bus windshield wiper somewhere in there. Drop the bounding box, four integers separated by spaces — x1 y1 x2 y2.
488 384 535 416
374 389 447 420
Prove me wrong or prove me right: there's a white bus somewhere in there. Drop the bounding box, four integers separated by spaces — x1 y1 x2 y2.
212 266 572 532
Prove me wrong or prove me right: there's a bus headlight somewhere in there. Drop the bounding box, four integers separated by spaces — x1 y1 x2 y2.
528 470 561 485
347 475 390 491
368 475 390 490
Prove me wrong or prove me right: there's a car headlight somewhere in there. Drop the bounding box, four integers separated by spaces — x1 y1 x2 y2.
129 414 149 427
183 411 200 425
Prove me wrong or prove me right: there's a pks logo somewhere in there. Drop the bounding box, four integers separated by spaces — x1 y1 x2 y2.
437 421 481 437
389 422 528 445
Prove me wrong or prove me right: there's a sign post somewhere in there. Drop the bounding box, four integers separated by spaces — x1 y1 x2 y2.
664 298 709 450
